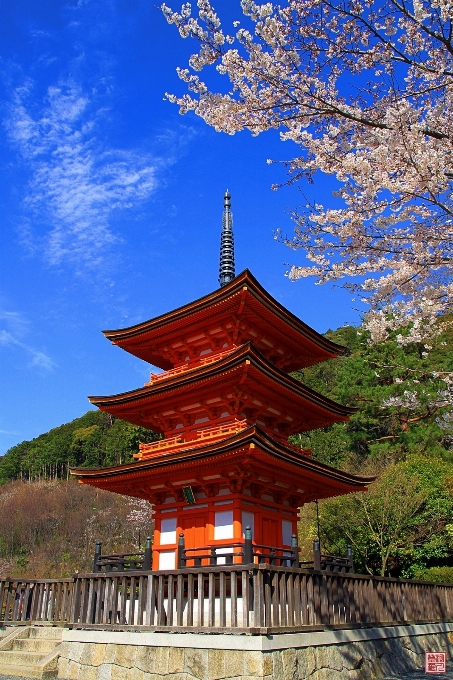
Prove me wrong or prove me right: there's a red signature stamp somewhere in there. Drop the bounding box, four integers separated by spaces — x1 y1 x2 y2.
425 651 447 674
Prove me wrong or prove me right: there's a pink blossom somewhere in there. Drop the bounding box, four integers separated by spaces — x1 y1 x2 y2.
162 0 453 343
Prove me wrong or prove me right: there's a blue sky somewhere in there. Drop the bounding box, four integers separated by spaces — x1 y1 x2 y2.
0 0 361 455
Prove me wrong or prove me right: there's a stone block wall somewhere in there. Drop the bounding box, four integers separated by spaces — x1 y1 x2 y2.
58 643 267 680
57 625 453 680
270 634 451 680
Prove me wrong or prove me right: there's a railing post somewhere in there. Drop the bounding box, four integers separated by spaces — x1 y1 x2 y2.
93 540 102 573
313 539 321 571
177 533 185 570
291 534 298 567
347 544 354 573
143 536 152 571
244 526 253 564
270 547 276 566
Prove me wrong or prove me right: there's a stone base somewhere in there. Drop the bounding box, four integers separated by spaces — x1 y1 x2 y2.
58 623 453 680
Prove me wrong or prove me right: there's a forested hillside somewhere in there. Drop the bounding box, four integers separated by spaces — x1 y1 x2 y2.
1 322 453 579
0 410 159 484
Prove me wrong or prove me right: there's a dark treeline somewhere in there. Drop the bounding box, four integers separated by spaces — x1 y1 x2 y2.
0 411 159 484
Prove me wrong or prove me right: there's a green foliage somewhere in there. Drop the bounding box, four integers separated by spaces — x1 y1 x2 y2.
0 411 159 483
291 321 453 577
317 455 453 577
292 323 453 464
414 566 453 583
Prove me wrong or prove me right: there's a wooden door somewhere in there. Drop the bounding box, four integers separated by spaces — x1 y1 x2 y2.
262 516 279 548
181 514 208 566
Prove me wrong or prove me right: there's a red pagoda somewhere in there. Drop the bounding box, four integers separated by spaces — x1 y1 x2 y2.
72 192 371 571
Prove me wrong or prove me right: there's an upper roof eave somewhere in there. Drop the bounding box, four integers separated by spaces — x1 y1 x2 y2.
102 269 347 358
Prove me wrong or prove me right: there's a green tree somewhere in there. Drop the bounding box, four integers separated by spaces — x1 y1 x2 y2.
293 323 453 465
0 411 158 483
317 456 453 577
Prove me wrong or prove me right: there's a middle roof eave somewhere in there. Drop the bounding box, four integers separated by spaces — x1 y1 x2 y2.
88 342 356 419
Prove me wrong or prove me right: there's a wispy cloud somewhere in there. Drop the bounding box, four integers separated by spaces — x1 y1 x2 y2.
5 80 159 271
0 311 55 372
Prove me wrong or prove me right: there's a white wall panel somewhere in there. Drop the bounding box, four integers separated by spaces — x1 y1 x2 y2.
160 517 177 545
214 510 234 540
159 550 175 570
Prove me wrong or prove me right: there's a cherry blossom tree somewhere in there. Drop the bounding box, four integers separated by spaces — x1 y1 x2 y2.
162 0 453 342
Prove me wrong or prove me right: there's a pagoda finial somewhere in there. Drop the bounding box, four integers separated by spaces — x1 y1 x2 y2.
219 189 235 287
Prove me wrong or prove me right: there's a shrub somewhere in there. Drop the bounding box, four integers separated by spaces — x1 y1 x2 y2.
415 566 453 584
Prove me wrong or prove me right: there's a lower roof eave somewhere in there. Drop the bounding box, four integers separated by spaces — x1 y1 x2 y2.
70 425 374 494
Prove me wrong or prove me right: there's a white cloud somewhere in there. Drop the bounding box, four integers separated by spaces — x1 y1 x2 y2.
0 312 55 372
5 80 159 271
0 310 29 337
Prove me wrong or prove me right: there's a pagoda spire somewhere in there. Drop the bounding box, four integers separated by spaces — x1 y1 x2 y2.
219 189 235 287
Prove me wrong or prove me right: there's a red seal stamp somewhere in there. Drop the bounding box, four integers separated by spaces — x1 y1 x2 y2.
425 651 447 674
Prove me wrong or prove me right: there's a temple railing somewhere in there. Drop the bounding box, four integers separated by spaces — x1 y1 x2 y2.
135 420 248 459
2 567 453 633
90 532 354 574
146 348 237 386
176 530 300 569
299 539 355 573
0 578 73 625
92 537 152 573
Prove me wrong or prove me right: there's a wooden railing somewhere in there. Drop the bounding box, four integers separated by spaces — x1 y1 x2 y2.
176 528 300 569
92 537 152 573
2 566 453 633
146 349 237 385
0 578 73 625
299 539 355 573
135 420 248 458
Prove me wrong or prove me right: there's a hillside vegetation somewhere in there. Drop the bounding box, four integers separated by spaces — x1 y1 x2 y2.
0 480 153 578
0 410 159 484
1 323 453 579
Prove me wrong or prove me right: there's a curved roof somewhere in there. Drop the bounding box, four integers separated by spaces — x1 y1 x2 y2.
88 342 356 435
71 425 374 503
102 270 347 371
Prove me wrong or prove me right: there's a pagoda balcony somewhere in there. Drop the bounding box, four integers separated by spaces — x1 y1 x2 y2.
134 422 312 460
134 420 249 459
145 348 237 386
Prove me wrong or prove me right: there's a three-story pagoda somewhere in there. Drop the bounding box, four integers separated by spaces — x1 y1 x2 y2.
72 192 372 570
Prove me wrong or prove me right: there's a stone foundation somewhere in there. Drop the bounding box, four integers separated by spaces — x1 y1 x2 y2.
58 623 453 680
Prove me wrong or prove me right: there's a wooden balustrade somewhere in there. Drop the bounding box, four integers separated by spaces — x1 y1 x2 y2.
92 537 152 573
135 420 248 459
0 578 73 625
2 566 453 633
146 349 237 385
177 527 299 569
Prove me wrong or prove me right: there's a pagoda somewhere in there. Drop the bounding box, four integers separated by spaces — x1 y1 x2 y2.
72 191 372 570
